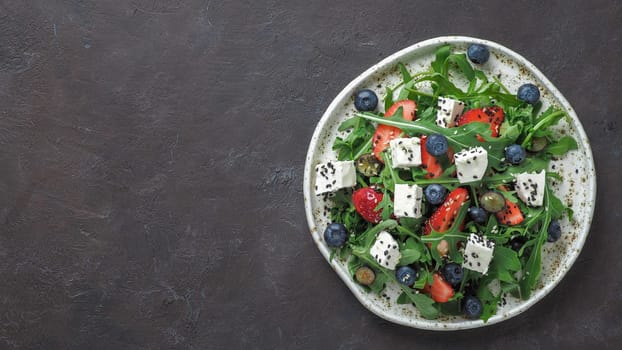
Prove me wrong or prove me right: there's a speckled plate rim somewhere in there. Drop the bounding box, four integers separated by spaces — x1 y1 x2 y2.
303 36 596 330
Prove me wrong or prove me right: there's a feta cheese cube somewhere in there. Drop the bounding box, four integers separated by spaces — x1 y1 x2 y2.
393 183 423 218
389 137 421 169
454 146 488 183
462 233 495 274
436 97 465 128
514 170 546 207
370 231 401 270
314 160 356 195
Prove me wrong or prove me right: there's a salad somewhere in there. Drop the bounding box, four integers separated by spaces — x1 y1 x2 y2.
315 43 577 321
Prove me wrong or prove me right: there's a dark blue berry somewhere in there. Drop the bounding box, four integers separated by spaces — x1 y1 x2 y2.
467 44 490 64
354 89 378 112
517 83 540 105
323 223 348 248
505 144 526 164
396 266 417 287
442 263 464 286
468 206 488 224
463 295 483 319
547 220 562 242
425 134 449 156
424 184 447 205
510 236 527 252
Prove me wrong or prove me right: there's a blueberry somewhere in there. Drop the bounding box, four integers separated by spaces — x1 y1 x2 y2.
467 44 490 64
468 206 488 224
547 220 562 242
442 263 464 286
424 184 447 205
517 83 540 105
425 134 449 156
510 236 527 252
463 295 483 319
323 223 348 248
354 89 378 112
396 266 417 287
505 144 526 165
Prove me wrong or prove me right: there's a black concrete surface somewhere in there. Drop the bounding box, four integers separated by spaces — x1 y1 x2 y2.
0 0 620 349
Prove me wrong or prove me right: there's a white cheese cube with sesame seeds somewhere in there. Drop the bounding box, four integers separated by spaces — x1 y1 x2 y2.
370 231 401 270
462 233 495 274
393 183 423 219
436 97 465 128
314 160 356 195
389 137 421 169
514 170 546 207
454 146 488 183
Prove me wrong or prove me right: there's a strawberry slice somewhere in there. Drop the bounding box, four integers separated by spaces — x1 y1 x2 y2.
425 273 455 303
495 199 524 226
372 125 401 161
372 100 417 161
456 106 505 141
423 187 469 235
352 187 384 223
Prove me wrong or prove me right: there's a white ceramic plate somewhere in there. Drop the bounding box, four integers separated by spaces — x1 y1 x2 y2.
303 36 596 330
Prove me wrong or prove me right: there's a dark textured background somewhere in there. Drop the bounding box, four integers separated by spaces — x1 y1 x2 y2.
0 0 620 349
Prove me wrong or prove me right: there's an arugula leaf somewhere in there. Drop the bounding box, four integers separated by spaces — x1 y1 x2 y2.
384 85 395 111
399 237 422 265
376 191 394 221
431 44 451 74
488 246 521 283
439 300 464 316
398 62 412 83
397 287 439 319
416 73 466 97
397 217 427 235
368 271 389 294
444 53 475 81
547 190 566 221
347 255 362 275
333 117 374 161
521 107 567 148
477 280 500 321
349 219 398 248
544 136 578 155
519 187 552 298
414 268 431 289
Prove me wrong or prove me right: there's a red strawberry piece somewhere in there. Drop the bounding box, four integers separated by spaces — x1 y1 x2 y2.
425 273 455 303
423 187 469 235
372 125 402 161
372 100 417 161
456 106 505 141
352 187 384 224
495 199 524 226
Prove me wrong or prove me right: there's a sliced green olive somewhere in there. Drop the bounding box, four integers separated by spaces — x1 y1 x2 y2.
355 266 376 286
356 153 383 177
480 191 506 213
529 136 548 152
